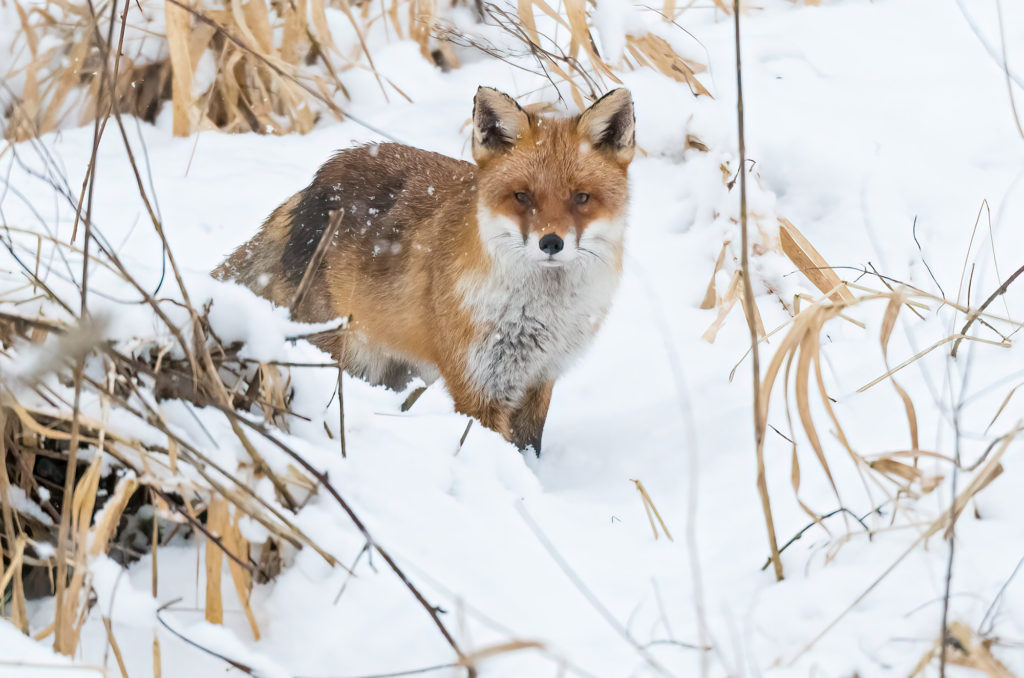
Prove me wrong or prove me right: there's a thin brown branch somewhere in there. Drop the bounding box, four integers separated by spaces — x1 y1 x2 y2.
55 0 123 652
951 262 1024 358
290 210 343 314
733 0 782 581
186 399 468 668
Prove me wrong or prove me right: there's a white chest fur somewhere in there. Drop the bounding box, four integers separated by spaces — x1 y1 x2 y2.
458 225 622 405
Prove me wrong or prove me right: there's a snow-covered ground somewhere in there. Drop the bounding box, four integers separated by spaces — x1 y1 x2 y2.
2 0 1024 676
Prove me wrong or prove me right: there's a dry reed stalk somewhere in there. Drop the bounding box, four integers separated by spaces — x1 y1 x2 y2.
951 262 1024 358
751 274 1016 568
732 0 783 581
631 479 673 541
0 309 332 566
791 426 1021 664
924 423 1019 542
911 620 1014 678
5 0 716 140
101 616 130 678
165 0 195 137
2 277 463 664
151 492 162 678
225 508 259 639
4 0 348 140
944 621 1014 677
204 496 227 625
0 410 29 632
711 206 1019 570
457 640 546 667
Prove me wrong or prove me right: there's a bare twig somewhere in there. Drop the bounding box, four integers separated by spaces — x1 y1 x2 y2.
951 262 1024 357
979 552 1024 635
204 403 470 669
994 0 1024 140
55 0 124 652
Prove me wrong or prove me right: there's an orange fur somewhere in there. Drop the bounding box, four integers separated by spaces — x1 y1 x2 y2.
213 87 635 454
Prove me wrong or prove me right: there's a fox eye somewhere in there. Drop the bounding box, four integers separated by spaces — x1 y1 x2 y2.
573 192 590 205
514 191 531 205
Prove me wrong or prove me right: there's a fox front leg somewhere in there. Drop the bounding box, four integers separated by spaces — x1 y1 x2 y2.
508 381 554 456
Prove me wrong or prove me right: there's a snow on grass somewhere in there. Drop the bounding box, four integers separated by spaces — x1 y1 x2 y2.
2 0 1024 676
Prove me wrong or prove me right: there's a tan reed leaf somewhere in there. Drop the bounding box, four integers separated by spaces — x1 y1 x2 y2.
458 640 546 666
280 0 308 64
924 422 1020 541
165 0 195 137
946 621 1014 678
88 474 139 558
310 0 337 53
518 0 541 45
739 274 766 339
701 269 743 343
204 496 227 625
57 452 104 654
794 315 842 504
529 0 572 31
38 36 92 135
225 509 260 639
628 34 705 95
630 479 673 541
241 0 274 53
101 616 130 678
779 218 856 304
700 242 730 310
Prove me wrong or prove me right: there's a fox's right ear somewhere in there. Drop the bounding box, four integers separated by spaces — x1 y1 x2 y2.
472 87 529 163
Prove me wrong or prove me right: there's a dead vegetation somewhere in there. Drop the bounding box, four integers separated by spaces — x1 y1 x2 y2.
0 0 724 672
711 152 1024 676
1 0 1021 674
3 0 714 141
722 13 1022 666
700 179 1024 671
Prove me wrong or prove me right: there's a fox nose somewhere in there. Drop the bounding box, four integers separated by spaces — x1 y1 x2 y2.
538 233 564 255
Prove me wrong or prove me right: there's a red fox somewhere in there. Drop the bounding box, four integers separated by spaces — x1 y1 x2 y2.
213 87 634 454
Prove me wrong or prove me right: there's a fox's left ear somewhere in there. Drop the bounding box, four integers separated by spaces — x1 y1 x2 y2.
578 88 635 164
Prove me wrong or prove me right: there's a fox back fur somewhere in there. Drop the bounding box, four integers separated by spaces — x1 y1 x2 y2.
213 87 635 454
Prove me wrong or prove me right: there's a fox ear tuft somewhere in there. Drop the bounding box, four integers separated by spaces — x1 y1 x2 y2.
578 88 635 164
472 87 529 163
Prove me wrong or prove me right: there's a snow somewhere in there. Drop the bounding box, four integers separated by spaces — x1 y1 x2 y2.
0 619 102 678
2 0 1024 676
4 486 52 526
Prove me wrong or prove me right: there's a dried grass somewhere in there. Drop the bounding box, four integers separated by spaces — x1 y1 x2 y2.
911 620 1015 677
3 0 714 141
730 216 1024 588
2 0 1017 673
3 0 354 140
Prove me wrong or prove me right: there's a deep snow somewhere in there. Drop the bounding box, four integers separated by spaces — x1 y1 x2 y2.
2 0 1024 676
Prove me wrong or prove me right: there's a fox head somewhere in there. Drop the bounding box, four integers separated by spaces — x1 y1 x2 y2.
471 87 634 270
